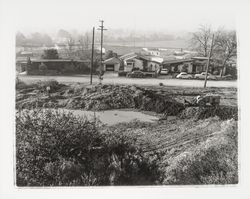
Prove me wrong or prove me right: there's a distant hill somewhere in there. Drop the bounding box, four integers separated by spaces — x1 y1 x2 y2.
105 40 190 56
106 39 189 49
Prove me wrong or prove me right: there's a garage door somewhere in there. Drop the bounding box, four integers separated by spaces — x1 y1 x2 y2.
106 64 115 71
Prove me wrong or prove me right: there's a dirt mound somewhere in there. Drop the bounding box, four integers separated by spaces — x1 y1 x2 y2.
65 85 184 115
180 106 238 120
134 89 184 115
16 96 58 109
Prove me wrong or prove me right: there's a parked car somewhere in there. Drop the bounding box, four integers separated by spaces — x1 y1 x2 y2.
176 72 193 79
127 71 145 78
194 72 217 80
118 71 128 77
221 74 233 80
160 68 169 75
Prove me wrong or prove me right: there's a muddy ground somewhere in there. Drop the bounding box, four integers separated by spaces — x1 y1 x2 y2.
16 80 238 184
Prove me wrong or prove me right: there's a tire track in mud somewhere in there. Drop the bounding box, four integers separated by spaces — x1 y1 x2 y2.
125 119 222 154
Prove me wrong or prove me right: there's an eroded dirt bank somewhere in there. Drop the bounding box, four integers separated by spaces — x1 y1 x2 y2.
16 80 238 120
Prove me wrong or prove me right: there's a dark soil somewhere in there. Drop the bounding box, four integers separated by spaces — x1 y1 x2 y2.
16 81 238 120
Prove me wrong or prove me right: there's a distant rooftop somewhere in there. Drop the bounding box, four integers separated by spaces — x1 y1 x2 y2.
32 59 89 63
192 56 209 60
163 59 193 64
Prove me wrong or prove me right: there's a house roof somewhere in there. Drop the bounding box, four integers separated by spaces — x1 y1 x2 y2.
162 59 193 65
191 56 209 60
119 52 164 63
138 54 163 63
119 52 137 60
103 57 121 64
20 51 33 55
32 59 89 63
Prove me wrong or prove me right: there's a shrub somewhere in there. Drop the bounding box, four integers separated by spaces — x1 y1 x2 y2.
16 76 28 89
163 119 238 185
42 49 59 59
118 71 128 77
35 80 62 93
180 106 238 121
39 62 48 72
62 63 75 73
16 109 162 186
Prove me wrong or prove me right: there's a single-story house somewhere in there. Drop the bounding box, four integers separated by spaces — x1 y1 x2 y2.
16 57 31 72
119 52 143 72
137 55 163 72
117 52 163 73
191 57 221 74
162 57 221 74
162 59 193 73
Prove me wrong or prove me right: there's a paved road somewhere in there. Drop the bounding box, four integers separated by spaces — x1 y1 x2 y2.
18 74 237 88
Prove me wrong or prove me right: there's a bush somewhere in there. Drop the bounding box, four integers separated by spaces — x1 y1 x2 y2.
36 80 62 93
16 109 162 186
16 76 28 89
180 106 238 121
118 71 128 77
62 63 75 73
163 119 238 185
39 62 48 72
42 49 59 59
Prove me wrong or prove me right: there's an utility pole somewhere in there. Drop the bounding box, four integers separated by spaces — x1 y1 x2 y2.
204 34 215 88
98 20 107 71
90 27 95 85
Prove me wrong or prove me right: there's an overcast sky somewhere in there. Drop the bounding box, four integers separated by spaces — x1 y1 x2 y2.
1 0 239 35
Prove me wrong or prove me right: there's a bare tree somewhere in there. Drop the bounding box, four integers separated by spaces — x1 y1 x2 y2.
191 25 214 57
66 37 75 58
214 30 237 76
78 32 91 60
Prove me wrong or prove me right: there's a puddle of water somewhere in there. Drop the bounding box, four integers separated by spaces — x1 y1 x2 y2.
58 109 159 125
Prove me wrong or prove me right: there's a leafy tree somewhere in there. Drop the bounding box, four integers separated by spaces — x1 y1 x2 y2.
26 57 32 73
42 49 59 59
104 50 118 60
16 32 27 46
42 34 53 46
57 29 71 39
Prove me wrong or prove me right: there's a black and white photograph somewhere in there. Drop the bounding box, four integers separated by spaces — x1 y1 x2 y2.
1 0 250 198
